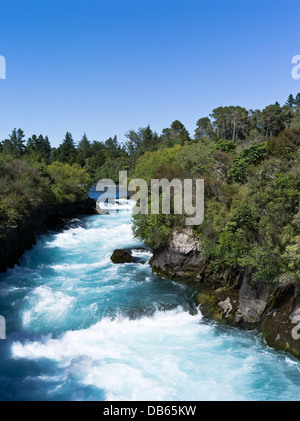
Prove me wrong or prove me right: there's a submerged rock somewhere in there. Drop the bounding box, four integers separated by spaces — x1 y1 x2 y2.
110 249 133 264
63 218 87 230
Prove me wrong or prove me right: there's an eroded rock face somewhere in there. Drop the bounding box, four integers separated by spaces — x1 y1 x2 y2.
197 272 300 358
238 272 270 324
260 283 300 358
151 228 207 281
197 270 270 326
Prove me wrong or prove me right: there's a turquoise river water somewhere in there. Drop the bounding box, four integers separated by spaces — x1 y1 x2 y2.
0 187 299 401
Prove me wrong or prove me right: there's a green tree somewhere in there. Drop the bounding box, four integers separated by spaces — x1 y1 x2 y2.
2 129 26 158
230 106 249 142
26 134 51 163
285 94 295 108
125 125 158 158
160 120 187 147
195 117 214 139
210 107 228 139
216 139 236 153
125 129 143 157
48 162 92 202
77 133 92 161
57 132 77 164
179 142 214 176
228 143 267 183
134 145 182 182
178 127 191 145
260 103 286 138
294 93 300 106
105 136 122 159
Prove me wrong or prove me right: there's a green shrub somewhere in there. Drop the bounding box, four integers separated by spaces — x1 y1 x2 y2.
228 143 266 183
216 139 236 153
48 162 92 203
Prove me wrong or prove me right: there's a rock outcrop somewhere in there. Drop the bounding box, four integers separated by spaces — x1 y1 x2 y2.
260 283 300 357
198 270 270 326
110 249 133 264
151 228 207 281
0 197 97 273
197 277 300 358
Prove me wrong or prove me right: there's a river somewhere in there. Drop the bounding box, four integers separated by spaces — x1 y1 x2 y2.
0 187 299 401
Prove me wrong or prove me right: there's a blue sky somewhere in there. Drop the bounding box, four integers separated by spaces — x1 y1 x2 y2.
0 0 300 147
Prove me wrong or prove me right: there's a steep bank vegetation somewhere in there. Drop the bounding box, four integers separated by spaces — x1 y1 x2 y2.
131 96 300 287
0 158 92 240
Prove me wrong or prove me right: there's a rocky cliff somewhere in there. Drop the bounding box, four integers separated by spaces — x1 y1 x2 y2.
151 228 207 280
151 229 300 358
0 197 97 273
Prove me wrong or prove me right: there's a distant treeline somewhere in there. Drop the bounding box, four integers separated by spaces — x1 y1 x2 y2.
1 93 300 183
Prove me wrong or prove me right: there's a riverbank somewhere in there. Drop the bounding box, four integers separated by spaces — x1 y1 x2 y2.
150 228 300 358
0 197 97 273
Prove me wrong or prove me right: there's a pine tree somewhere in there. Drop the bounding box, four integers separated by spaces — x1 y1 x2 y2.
57 132 77 164
294 93 300 106
261 102 286 138
26 134 51 163
77 133 92 160
41 136 51 163
178 127 191 145
105 136 120 159
195 117 213 139
285 94 295 108
170 120 184 134
2 128 25 157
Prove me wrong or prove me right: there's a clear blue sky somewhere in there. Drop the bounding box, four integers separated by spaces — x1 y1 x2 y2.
0 0 300 147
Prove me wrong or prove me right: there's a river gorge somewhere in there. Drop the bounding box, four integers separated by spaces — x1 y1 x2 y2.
0 188 299 401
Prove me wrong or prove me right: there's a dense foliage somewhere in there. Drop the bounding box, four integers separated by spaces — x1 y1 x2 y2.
0 158 91 239
131 95 300 286
0 92 299 284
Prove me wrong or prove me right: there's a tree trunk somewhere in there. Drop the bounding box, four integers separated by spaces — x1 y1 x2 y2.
232 123 236 143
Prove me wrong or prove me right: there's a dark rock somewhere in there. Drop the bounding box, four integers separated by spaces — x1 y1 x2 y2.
63 218 87 230
110 249 133 264
260 283 300 358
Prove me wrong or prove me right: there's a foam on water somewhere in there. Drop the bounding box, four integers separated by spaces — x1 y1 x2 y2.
0 196 300 401
97 199 135 212
11 307 300 401
22 285 75 328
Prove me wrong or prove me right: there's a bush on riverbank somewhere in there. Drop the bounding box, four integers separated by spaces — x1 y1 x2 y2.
0 158 91 239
